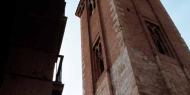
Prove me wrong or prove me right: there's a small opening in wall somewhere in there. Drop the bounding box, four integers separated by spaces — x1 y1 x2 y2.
127 8 130 12
145 21 175 58
88 0 96 16
92 36 105 85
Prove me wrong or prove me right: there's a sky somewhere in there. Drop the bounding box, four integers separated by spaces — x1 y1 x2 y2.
60 0 190 95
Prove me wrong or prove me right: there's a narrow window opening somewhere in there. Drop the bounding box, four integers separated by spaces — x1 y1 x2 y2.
88 0 96 16
146 21 174 57
92 37 104 84
127 8 130 12
97 43 104 73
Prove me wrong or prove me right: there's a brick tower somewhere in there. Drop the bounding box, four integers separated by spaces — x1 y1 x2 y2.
76 0 190 95
0 0 67 95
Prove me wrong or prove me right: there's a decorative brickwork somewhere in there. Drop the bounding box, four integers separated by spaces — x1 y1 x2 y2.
76 0 190 95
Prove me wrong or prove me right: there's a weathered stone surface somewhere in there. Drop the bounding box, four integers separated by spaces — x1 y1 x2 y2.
128 49 170 95
159 55 190 95
111 48 139 95
95 72 111 95
1 0 66 95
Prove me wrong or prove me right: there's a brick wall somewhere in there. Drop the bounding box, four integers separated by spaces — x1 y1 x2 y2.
95 72 111 95
76 0 190 95
113 0 190 95
0 76 53 95
80 1 94 94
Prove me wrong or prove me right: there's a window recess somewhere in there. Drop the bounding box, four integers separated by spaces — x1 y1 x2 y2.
92 36 105 85
145 21 175 58
88 0 96 16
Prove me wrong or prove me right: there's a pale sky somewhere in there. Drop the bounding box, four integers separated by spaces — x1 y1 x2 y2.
60 0 190 95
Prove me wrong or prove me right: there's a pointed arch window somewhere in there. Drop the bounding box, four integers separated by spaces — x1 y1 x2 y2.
146 21 174 57
92 36 104 84
88 0 96 16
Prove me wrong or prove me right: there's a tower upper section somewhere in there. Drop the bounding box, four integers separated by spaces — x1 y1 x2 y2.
76 0 190 95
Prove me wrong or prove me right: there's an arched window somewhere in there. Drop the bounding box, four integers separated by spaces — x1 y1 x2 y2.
92 36 104 85
88 0 96 16
146 21 174 57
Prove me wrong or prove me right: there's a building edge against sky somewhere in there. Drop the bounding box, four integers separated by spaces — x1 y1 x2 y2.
75 0 190 95
160 0 190 50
